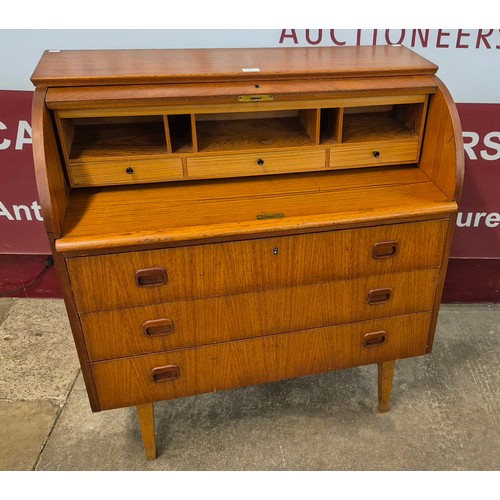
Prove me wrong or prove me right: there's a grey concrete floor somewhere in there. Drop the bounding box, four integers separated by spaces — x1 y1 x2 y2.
0 297 498 471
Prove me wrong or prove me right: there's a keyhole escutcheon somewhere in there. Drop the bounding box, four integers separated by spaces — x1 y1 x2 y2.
273 247 279 256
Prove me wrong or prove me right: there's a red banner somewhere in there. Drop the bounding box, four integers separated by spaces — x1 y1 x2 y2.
0 90 50 254
453 104 500 258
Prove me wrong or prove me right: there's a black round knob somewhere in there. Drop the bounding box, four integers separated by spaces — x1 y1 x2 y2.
126 167 134 174
373 151 380 158
257 159 264 166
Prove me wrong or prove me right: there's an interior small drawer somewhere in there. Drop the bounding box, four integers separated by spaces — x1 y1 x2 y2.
68 157 184 187
329 140 420 169
91 312 432 410
186 149 326 180
81 268 439 361
66 219 448 313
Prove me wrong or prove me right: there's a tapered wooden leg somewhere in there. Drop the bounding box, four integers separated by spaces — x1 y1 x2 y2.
136 403 156 460
378 360 396 413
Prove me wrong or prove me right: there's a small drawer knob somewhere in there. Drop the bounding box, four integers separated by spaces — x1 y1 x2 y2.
126 167 134 174
257 158 264 166
373 151 380 158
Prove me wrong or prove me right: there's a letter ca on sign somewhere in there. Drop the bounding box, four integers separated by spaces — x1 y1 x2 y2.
0 120 32 150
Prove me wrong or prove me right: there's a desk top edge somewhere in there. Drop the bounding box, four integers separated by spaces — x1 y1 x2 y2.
31 46 438 88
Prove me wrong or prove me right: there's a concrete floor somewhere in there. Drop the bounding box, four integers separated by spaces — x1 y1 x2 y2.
0 297 498 471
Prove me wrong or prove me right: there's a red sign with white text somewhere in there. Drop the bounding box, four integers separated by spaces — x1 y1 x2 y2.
453 104 500 258
0 90 50 254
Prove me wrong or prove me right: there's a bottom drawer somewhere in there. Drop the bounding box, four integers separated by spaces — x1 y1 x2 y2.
92 312 431 410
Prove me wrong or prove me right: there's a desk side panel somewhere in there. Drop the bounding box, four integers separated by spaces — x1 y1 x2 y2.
31 88 69 237
419 77 465 201
418 77 463 351
32 88 101 411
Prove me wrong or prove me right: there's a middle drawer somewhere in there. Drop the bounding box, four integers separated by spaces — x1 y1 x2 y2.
186 149 327 179
81 269 438 361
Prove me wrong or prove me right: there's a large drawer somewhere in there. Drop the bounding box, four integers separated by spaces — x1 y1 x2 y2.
92 312 432 410
67 219 448 313
82 269 439 361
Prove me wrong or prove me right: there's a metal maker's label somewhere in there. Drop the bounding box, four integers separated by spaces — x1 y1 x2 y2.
256 213 285 220
238 94 274 102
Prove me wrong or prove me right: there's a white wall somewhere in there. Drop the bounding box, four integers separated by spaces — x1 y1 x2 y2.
1 29 500 103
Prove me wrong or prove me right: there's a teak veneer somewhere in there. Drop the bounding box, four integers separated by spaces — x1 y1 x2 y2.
31 46 463 460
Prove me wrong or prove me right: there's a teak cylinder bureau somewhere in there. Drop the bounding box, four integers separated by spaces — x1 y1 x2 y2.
31 46 464 460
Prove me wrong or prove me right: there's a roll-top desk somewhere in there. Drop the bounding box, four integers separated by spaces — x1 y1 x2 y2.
31 46 464 460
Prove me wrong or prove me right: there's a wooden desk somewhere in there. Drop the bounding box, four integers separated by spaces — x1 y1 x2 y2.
31 46 464 460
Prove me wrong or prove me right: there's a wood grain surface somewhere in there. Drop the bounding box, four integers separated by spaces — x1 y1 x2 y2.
69 120 167 160
195 116 314 152
45 76 437 111
31 46 438 87
56 167 455 253
329 140 419 169
186 149 326 179
92 312 432 410
54 95 430 120
136 403 156 460
67 220 447 312
420 78 465 201
68 157 184 187
378 360 396 412
81 269 438 361
31 88 69 237
342 109 420 142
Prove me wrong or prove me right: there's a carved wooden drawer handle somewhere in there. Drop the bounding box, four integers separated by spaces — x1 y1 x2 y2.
372 240 398 259
135 267 168 287
143 318 175 337
363 331 387 348
367 288 393 305
151 365 180 383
